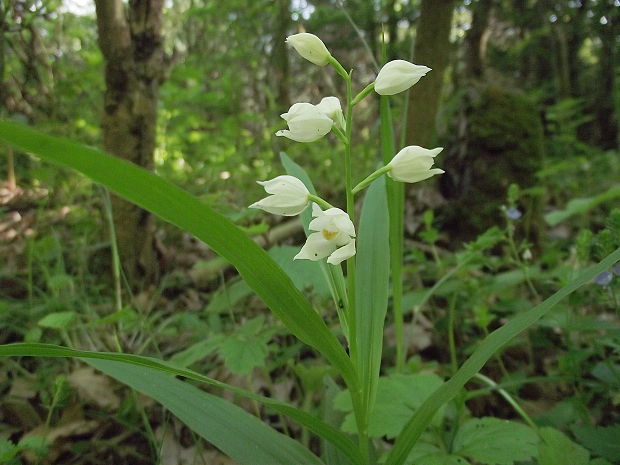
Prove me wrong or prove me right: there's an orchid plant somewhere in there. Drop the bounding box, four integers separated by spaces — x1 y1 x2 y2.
249 31 443 462
0 31 619 465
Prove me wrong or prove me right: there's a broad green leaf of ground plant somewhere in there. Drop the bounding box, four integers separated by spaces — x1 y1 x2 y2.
589 459 613 465
86 358 324 465
451 417 538 465
0 343 363 464
0 121 356 390
0 436 48 464
538 426 590 465
335 373 444 438
355 176 390 420
37 311 76 329
385 247 620 465
571 425 620 463
218 316 273 375
406 443 469 465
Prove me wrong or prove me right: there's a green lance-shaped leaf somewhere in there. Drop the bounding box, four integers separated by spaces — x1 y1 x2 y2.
386 247 620 465
355 177 390 427
380 93 406 372
0 343 363 464
87 358 325 465
0 121 356 390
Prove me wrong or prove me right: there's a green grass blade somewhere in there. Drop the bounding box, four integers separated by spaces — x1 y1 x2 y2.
386 247 620 465
0 342 363 464
0 121 356 389
84 358 323 465
355 177 390 427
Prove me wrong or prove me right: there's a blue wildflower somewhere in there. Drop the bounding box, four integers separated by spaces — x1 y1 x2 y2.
594 271 613 286
506 207 522 220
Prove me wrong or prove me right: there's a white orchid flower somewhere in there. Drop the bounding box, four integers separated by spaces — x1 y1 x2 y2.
276 102 334 143
294 204 356 265
249 175 309 216
286 33 332 66
374 60 431 95
387 146 445 183
316 96 346 130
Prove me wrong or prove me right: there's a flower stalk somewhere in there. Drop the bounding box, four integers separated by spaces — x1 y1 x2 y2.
352 82 375 106
352 165 391 195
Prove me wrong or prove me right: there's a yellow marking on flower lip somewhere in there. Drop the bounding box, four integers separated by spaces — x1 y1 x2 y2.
322 229 338 240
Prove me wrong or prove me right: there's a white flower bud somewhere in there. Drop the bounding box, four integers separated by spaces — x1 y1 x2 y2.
374 60 431 95
387 146 444 183
249 175 309 216
294 204 356 265
286 33 332 66
276 102 334 143
316 96 346 130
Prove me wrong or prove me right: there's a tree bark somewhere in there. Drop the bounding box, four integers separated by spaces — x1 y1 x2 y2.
593 3 618 148
463 0 493 80
95 0 165 287
272 0 290 109
406 0 455 147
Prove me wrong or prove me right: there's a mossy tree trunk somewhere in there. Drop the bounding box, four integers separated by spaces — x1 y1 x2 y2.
95 0 165 287
405 0 455 147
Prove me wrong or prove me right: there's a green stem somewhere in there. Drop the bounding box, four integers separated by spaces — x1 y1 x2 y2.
448 293 458 375
352 165 391 195
342 68 370 465
473 373 539 432
307 194 335 210
332 125 348 145
101 187 123 312
328 55 349 80
352 82 375 106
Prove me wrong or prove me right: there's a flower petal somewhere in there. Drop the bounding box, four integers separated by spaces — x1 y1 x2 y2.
327 240 356 265
294 232 337 261
374 60 431 95
286 33 332 66
258 175 308 196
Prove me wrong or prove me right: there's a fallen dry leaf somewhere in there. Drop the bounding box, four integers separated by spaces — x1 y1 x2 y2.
68 366 120 410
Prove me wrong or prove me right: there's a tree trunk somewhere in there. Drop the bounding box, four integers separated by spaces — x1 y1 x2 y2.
95 0 165 287
272 0 290 109
385 0 398 61
406 0 455 147
594 5 618 149
463 0 493 80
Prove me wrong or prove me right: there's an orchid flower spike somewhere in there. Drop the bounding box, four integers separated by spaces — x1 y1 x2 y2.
286 33 332 66
294 204 356 265
249 175 309 216
276 102 334 143
387 146 445 183
374 60 431 95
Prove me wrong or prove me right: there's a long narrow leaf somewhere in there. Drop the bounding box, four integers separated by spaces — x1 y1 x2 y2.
86 358 324 465
355 177 390 424
380 95 406 372
0 342 363 464
0 121 356 390
386 247 620 465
